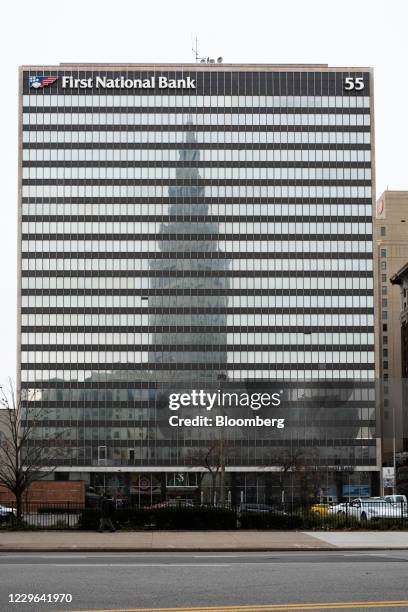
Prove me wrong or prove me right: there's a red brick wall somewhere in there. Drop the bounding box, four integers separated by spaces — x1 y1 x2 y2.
0 481 85 508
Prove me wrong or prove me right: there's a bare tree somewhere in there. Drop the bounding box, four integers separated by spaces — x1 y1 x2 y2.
188 435 231 505
271 447 305 507
0 379 64 523
267 446 325 506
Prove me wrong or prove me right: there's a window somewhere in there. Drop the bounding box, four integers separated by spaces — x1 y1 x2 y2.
380 227 386 236
55 472 69 481
380 249 387 258
382 274 387 282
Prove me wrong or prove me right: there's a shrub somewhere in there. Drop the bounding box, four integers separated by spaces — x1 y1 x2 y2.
152 506 236 530
78 505 237 531
114 507 152 528
239 511 302 530
78 508 100 530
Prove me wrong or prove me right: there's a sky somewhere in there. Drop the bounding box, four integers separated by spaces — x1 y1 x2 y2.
0 0 407 385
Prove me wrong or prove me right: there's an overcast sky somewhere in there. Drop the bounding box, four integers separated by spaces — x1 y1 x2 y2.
1 0 407 385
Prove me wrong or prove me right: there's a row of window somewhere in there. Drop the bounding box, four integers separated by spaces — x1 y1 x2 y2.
23 387 377 402
21 313 375 326
23 95 372 108
16 411 377 426
20 350 376 365
15 449 378 466
27 434 377 446
21 203 373 217
22 260 374 277
21 240 373 254
20 275 373 290
20 257 373 273
23 131 371 144
22 149 372 162
21 221 373 236
22 186 372 198
22 167 372 180
19 370 376 382
23 113 371 126
21 332 374 345
20 295 374 308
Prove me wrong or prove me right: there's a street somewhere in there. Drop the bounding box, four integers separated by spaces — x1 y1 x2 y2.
1 551 408 612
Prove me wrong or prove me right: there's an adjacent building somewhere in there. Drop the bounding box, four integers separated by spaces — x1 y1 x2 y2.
394 264 408 379
18 63 378 502
391 261 408 493
374 192 408 484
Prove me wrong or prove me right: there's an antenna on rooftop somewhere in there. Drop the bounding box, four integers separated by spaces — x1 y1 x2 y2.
191 36 223 64
192 36 200 63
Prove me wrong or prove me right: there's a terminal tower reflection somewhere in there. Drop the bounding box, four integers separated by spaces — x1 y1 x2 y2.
149 124 230 381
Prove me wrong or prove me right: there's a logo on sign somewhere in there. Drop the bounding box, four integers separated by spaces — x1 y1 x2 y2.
29 76 58 89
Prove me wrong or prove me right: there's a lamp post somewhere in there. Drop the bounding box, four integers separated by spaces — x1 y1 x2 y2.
392 394 397 495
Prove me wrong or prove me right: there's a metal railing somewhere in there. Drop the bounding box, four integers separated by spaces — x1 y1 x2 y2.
1 500 407 530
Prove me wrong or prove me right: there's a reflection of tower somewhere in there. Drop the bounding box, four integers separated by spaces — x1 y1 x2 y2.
149 126 229 379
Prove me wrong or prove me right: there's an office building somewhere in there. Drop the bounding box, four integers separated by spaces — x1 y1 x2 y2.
19 63 377 502
393 263 408 379
374 192 408 478
391 262 408 493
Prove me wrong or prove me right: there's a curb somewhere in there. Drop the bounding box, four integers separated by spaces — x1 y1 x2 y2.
1 546 408 552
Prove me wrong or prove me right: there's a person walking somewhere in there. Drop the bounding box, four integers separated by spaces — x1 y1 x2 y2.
98 493 116 533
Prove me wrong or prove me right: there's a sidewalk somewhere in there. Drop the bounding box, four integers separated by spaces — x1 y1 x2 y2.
1 530 408 552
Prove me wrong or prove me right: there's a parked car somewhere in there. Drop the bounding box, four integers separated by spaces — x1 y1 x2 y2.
327 502 346 516
310 503 331 516
237 503 288 516
85 491 102 508
329 497 408 521
382 494 407 508
0 504 16 522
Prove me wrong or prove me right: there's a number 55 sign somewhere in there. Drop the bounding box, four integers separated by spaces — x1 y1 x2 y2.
344 77 365 90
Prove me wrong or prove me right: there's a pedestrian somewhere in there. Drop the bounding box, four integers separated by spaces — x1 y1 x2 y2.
98 493 116 533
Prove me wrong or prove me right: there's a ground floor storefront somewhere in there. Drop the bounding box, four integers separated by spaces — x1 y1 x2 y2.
48 469 381 506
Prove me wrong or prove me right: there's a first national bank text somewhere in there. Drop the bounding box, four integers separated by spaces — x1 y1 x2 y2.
61 76 196 89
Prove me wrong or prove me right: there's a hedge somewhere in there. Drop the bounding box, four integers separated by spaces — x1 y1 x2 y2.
239 511 302 530
78 506 237 530
152 506 236 530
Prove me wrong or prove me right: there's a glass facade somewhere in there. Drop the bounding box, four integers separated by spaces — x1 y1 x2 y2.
18 67 377 494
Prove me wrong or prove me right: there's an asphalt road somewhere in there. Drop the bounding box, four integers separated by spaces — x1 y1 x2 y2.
1 551 408 612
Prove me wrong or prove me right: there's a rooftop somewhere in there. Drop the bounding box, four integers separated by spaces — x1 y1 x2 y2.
20 63 373 72
391 262 408 285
